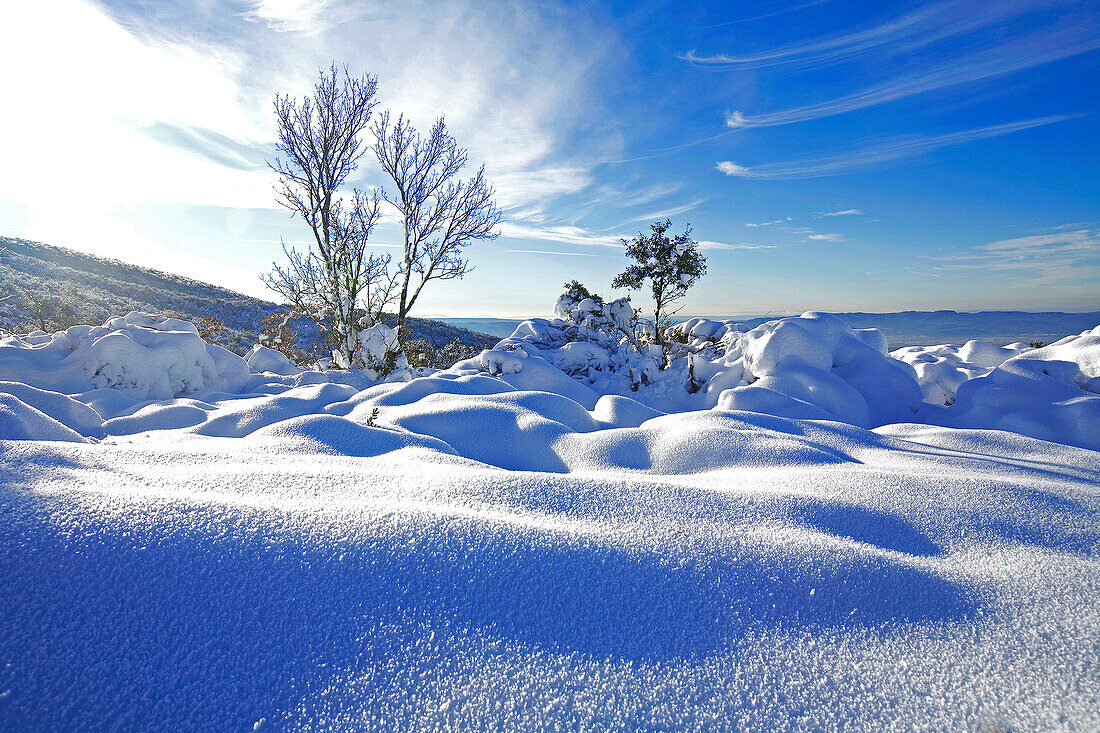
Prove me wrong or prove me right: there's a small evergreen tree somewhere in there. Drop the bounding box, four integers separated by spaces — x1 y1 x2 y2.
611 219 707 351
562 279 603 304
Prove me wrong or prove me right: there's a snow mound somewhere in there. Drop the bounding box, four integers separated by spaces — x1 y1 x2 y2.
927 326 1100 451
2 415 1098 729
0 312 250 400
0 393 89 442
555 410 863 473
707 312 923 428
246 414 457 457
244 344 300 376
0 382 106 438
892 340 1031 405
668 317 749 350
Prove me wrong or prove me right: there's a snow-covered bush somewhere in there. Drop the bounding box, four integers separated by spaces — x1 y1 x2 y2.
333 321 410 381
665 317 750 361
244 344 300 376
476 292 924 424
404 336 481 370
529 286 659 390
705 312 923 427
0 312 250 400
925 326 1100 450
891 340 1031 405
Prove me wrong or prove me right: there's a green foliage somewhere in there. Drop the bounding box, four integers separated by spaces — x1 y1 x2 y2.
666 327 690 345
363 407 380 427
562 280 604 305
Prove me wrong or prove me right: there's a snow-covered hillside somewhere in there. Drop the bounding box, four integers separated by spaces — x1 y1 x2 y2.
1 302 1098 729
0 236 496 359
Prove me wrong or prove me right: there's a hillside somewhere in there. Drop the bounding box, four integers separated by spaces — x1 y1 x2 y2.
0 236 497 358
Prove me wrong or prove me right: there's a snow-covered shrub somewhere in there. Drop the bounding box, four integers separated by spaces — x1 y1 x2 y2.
891 340 1031 405
0 311 250 400
705 312 922 427
334 321 410 381
404 337 480 370
244 344 300 376
665 317 750 362
476 294 925 423
480 344 527 375
259 307 314 366
925 326 1100 450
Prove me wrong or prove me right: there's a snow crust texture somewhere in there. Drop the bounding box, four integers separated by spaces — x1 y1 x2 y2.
1 311 1099 729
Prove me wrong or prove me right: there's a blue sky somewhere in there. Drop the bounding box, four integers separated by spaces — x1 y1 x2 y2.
1 0 1098 317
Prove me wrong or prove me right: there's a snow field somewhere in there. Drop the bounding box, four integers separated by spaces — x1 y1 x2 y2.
1 308 1099 728
1 424 1097 729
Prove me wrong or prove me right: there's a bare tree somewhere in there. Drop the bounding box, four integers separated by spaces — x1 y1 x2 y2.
372 111 501 326
263 65 396 367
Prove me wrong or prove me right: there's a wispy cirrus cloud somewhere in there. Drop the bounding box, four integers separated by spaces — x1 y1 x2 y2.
716 115 1074 179
820 209 863 217
497 221 775 253
697 240 777 251
686 0 833 30
626 197 707 224
807 233 842 241
935 229 1100 285
716 161 750 176
718 14 1098 130
496 222 622 248
240 0 347 33
679 0 1082 71
503 248 599 257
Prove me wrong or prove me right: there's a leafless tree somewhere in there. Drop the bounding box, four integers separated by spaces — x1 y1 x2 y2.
372 112 501 326
263 65 396 366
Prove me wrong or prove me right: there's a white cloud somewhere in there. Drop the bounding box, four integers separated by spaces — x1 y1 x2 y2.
712 116 1073 180
719 26 1097 130
935 229 1100 286
503 249 599 257
680 0 1064 71
696 240 777 250
496 223 774 254
242 0 343 33
0 0 623 280
808 233 842 241
716 161 751 176
628 198 707 224
497 222 622 248
821 209 863 216
723 111 747 128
